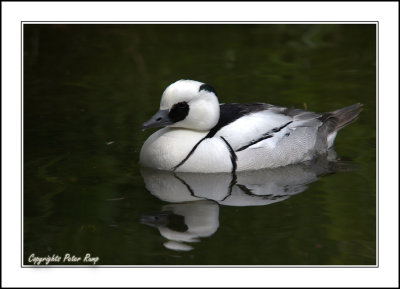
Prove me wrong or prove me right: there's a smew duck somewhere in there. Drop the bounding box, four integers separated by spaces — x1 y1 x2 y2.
140 80 362 173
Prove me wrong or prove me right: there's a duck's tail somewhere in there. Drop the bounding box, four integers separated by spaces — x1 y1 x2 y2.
321 103 363 134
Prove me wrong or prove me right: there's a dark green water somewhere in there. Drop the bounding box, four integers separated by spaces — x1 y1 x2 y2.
24 24 376 265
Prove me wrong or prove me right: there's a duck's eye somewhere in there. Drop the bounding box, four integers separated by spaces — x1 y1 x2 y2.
168 101 189 123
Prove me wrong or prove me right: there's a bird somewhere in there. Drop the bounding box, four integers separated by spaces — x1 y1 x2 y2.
139 79 362 173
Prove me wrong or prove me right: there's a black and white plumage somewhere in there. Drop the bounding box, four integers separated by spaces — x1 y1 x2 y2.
140 80 362 173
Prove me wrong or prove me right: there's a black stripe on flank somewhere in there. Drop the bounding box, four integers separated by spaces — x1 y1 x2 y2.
220 136 237 173
173 137 207 171
236 121 293 152
236 134 273 152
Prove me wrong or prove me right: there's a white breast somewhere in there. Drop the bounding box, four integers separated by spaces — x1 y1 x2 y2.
139 128 207 171
140 128 235 172
176 137 233 172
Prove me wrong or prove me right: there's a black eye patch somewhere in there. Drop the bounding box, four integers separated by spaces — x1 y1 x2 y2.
168 101 189 123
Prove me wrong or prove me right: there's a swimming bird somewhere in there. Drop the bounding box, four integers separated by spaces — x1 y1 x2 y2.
140 79 362 173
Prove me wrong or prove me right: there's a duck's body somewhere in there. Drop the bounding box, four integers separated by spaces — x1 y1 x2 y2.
140 80 362 173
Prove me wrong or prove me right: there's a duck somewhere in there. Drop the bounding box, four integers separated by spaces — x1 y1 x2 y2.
139 79 362 173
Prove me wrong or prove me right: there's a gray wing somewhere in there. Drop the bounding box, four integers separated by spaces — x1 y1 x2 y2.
213 104 325 152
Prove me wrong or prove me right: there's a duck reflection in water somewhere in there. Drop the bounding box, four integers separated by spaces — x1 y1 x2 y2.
140 152 351 251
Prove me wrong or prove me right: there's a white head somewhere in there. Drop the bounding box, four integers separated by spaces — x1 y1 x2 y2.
142 80 220 131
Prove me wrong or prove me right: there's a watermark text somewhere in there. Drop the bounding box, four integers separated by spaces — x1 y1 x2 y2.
28 253 99 265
